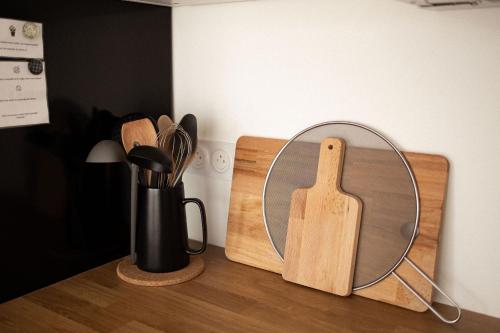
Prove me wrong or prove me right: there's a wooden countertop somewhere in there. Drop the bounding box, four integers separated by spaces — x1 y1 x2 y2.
0 245 498 332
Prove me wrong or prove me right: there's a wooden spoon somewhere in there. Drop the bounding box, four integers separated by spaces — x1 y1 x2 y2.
157 115 174 133
121 118 157 153
121 118 158 186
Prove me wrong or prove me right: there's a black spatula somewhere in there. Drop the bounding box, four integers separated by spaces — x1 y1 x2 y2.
127 145 172 188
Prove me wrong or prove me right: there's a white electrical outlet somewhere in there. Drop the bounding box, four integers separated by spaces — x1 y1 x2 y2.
192 147 208 169
186 140 235 181
211 149 231 173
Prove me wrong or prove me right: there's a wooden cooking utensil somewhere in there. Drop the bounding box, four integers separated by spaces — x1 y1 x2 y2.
121 118 158 153
158 115 174 133
225 136 449 312
157 115 174 187
121 118 158 186
283 138 362 296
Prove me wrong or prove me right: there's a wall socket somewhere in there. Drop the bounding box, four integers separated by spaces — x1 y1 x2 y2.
185 140 235 181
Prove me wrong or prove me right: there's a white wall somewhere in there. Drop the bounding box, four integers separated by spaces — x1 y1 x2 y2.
172 0 500 318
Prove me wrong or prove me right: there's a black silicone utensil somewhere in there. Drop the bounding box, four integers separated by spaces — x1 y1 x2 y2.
179 114 197 155
127 145 172 188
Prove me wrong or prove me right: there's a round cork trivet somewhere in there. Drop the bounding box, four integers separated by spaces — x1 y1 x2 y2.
116 257 204 286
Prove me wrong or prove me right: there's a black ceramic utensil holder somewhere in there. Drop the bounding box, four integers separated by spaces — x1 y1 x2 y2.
136 182 207 273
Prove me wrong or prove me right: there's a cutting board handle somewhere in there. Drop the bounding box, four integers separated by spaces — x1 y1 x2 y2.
282 138 363 296
314 138 344 191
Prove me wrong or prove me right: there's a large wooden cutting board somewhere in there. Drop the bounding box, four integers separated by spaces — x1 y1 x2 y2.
225 136 449 312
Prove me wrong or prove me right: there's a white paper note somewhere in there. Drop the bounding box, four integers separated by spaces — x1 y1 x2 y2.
0 18 43 59
0 61 49 128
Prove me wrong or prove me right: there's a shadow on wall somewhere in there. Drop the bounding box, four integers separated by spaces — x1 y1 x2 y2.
0 102 129 302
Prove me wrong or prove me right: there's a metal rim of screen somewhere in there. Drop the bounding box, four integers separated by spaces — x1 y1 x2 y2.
261 121 461 324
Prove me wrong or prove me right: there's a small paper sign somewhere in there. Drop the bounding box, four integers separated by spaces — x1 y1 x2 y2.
0 61 49 128
0 18 43 59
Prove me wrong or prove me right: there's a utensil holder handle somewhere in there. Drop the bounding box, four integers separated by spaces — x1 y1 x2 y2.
182 198 208 255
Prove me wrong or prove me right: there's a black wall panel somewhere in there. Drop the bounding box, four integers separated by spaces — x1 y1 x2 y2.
0 0 172 302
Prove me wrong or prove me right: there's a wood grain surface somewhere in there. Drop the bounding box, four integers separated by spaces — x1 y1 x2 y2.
0 245 497 333
121 118 158 185
117 257 204 287
283 138 362 296
225 136 450 312
121 118 158 153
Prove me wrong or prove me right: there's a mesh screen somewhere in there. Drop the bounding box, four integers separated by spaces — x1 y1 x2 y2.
263 123 418 288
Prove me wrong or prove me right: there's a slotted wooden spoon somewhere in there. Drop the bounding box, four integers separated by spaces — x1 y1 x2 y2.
121 117 158 186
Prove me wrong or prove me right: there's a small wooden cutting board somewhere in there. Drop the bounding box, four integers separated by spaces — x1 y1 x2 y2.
282 138 362 296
